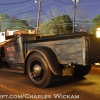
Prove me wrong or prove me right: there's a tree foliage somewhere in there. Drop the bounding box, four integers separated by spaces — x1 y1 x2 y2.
66 6 92 31
0 13 33 32
42 6 60 22
91 14 100 33
22 13 36 28
39 14 73 34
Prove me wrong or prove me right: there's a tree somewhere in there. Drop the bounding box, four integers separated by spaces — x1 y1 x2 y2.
42 6 61 22
0 13 32 31
91 14 100 33
10 16 30 29
22 13 36 28
41 6 91 32
66 6 91 31
0 13 10 31
39 14 73 34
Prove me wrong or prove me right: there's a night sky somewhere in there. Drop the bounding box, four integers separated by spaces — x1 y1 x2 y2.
0 0 100 20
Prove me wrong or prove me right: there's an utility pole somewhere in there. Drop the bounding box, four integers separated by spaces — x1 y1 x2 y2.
0 16 1 32
72 0 79 33
35 0 42 34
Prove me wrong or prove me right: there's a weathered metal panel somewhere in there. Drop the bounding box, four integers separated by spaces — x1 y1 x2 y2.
15 36 25 63
4 33 100 66
27 38 83 65
4 42 17 63
4 37 24 64
3 34 87 65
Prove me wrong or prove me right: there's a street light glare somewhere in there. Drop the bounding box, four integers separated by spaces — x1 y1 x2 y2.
72 0 79 4
35 0 38 3
96 28 100 38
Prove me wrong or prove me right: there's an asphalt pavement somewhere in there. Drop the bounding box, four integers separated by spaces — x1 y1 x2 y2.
0 64 100 100
90 65 100 74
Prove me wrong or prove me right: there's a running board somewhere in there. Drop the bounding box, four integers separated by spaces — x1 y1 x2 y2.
0 68 24 73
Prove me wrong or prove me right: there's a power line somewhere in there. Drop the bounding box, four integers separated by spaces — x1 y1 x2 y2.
6 3 35 14
2 0 70 17
79 2 100 6
0 0 31 5
4 0 51 15
53 0 100 6
9 9 38 15
16 6 66 19
15 5 73 20
18 4 72 18
7 5 37 15
4 0 47 14
53 0 73 5
6 1 55 16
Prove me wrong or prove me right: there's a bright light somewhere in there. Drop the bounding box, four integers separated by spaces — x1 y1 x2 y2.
96 28 100 38
35 0 37 3
94 63 100 66
72 0 79 4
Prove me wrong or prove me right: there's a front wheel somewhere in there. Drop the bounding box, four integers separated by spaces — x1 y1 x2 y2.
27 52 53 88
72 65 91 77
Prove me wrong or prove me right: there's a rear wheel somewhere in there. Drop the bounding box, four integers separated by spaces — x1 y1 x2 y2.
72 65 91 77
27 52 53 88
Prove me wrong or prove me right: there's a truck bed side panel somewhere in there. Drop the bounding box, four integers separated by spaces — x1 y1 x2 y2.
26 38 83 65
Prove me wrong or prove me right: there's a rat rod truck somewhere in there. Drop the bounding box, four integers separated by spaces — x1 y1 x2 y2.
0 32 100 88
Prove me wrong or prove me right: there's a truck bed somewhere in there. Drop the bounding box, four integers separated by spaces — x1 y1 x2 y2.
3 32 100 66
21 32 99 66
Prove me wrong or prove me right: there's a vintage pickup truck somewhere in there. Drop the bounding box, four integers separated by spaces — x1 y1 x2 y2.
0 32 100 88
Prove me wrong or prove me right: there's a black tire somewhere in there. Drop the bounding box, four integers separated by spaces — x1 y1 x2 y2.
0 58 5 68
72 65 91 77
0 57 3 68
27 52 53 88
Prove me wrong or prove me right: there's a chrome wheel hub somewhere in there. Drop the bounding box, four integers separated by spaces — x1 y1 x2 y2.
33 64 42 76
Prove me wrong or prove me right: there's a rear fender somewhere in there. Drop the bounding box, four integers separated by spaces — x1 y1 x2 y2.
24 47 62 75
